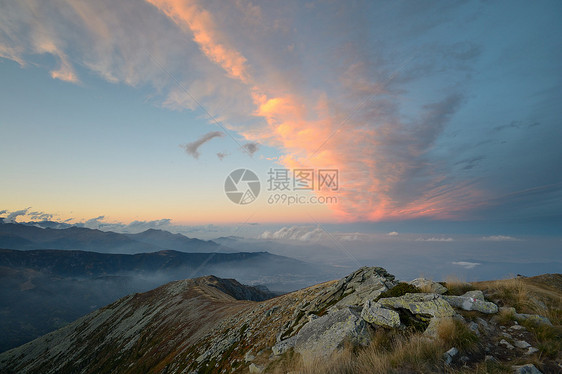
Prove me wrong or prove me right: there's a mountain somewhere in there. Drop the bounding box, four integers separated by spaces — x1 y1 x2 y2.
0 248 336 353
1 269 559 374
125 229 226 253
0 222 228 254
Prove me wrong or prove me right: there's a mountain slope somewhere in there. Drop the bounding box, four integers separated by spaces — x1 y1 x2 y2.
0 248 334 353
1 270 559 374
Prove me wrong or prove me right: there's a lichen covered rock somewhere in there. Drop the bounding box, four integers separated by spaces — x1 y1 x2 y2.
378 293 456 320
442 294 498 314
361 300 401 328
294 307 370 358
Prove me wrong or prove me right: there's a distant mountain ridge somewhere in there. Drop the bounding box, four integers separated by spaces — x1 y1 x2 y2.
0 221 228 254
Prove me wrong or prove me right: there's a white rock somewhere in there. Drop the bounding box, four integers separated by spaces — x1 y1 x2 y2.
514 340 531 349
499 339 514 350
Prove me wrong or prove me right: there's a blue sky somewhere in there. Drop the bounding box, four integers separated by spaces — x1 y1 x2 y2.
0 0 561 235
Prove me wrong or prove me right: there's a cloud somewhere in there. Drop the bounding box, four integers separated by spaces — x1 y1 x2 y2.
242 142 259 156
216 152 228 160
416 237 454 242
482 235 521 242
181 131 224 159
2 1 560 223
259 226 327 241
4 208 30 223
387 231 399 236
452 261 481 269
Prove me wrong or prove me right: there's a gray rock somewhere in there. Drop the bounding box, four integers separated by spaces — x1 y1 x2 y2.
271 335 297 356
514 313 552 326
409 278 448 294
378 293 455 320
526 347 539 355
514 340 531 349
512 364 543 374
244 351 255 362
499 339 514 350
443 347 458 365
249 363 264 373
468 321 480 335
485 355 499 363
442 295 498 314
509 324 525 331
462 290 485 301
360 300 400 328
294 307 370 358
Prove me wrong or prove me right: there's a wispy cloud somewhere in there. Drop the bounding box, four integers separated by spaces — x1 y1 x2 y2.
416 237 454 242
181 131 224 159
452 261 481 269
387 231 399 236
482 235 521 242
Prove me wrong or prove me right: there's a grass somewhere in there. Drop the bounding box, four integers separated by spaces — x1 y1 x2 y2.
444 275 475 296
375 282 421 300
269 319 480 374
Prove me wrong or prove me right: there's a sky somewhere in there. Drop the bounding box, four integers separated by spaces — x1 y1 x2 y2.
1 0 561 235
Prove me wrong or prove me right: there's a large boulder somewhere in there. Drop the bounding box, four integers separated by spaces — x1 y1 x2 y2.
409 278 448 294
361 300 401 328
333 267 398 308
294 307 370 358
442 292 498 314
378 293 455 320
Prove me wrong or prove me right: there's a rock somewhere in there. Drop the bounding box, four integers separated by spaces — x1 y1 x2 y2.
360 300 401 328
244 352 255 362
462 290 485 301
294 307 370 358
499 339 514 350
526 347 539 355
514 340 531 349
333 267 398 309
443 347 458 365
468 321 480 335
514 313 552 326
249 363 264 373
512 364 543 374
509 324 525 331
485 355 499 363
442 295 498 314
409 278 448 294
378 293 455 320
271 336 297 356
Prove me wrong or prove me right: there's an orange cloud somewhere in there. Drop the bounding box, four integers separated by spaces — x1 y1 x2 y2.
147 0 250 83
145 0 484 222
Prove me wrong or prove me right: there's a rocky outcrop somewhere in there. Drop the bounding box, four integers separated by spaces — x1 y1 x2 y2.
277 266 397 341
442 291 498 314
361 300 401 328
409 278 448 294
377 293 456 320
294 307 370 358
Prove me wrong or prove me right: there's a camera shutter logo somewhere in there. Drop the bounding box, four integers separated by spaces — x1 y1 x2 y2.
224 169 261 204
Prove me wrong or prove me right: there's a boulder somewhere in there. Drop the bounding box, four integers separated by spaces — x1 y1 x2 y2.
333 267 398 308
361 300 401 328
409 278 448 294
378 293 455 320
294 307 370 358
442 295 498 314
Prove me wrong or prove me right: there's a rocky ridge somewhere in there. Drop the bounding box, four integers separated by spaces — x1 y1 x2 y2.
0 267 556 374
